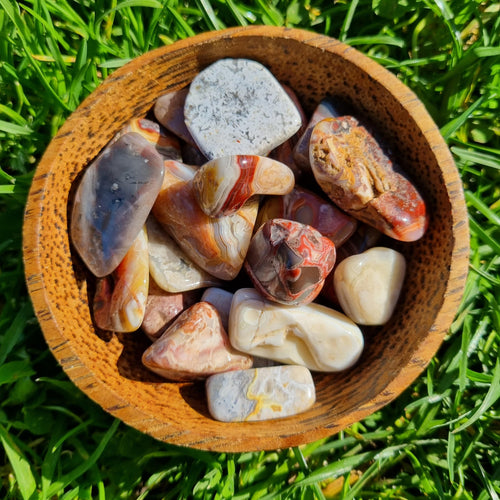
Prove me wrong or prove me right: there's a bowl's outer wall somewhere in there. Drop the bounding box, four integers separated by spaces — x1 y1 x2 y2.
23 26 469 452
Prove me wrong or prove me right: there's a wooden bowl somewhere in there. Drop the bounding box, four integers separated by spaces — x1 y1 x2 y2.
23 26 469 452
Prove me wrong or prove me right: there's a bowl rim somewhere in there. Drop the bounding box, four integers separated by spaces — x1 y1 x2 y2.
22 25 470 451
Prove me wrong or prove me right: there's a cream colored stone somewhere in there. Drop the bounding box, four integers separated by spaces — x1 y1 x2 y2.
147 216 220 293
333 246 406 325
229 288 364 372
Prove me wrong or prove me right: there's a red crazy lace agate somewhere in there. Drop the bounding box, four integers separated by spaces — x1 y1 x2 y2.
245 219 336 306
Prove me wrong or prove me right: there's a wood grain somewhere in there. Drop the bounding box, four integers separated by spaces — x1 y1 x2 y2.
22 26 469 452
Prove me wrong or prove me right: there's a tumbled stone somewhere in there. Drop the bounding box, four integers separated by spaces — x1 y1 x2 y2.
206 365 315 422
320 223 382 305
309 116 428 241
256 186 358 247
184 58 302 159
117 118 182 160
71 133 165 277
281 83 308 142
269 137 301 178
154 87 196 145
229 288 364 372
142 302 252 381
147 215 221 292
201 287 234 330
153 160 258 280
267 84 307 178
245 219 336 305
93 226 149 332
200 288 278 368
193 155 295 217
141 279 200 341
293 97 345 171
333 247 406 325
180 142 208 166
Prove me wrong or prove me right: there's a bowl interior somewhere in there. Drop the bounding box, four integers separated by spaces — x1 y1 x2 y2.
23 26 469 452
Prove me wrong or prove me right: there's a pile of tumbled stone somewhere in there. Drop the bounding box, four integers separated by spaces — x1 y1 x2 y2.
70 58 427 422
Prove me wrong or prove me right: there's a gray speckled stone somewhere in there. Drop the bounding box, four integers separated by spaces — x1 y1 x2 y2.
206 365 315 422
184 58 302 160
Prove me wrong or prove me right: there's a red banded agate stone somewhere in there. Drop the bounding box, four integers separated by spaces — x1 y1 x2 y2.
192 155 295 217
152 160 258 281
309 117 428 242
245 219 336 305
93 226 149 332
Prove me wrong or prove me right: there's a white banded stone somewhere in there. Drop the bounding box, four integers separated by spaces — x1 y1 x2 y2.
229 288 364 372
146 215 221 293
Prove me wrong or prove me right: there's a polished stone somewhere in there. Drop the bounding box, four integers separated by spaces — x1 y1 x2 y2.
117 118 182 160
256 186 357 247
153 160 259 280
206 365 315 422
193 155 295 217
147 215 221 292
333 247 406 325
142 301 252 381
93 226 149 332
184 58 302 159
141 279 200 341
201 287 233 330
293 97 345 171
71 132 165 277
245 219 336 305
229 288 364 372
309 116 428 241
154 87 196 145
320 223 382 305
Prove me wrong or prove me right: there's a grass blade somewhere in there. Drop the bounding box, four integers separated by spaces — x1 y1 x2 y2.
0 119 33 135
0 424 37 500
468 215 500 254
45 419 120 497
452 146 500 170
453 358 500 433
195 0 224 30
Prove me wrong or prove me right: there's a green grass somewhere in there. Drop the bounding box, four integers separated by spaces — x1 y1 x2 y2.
0 0 499 498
